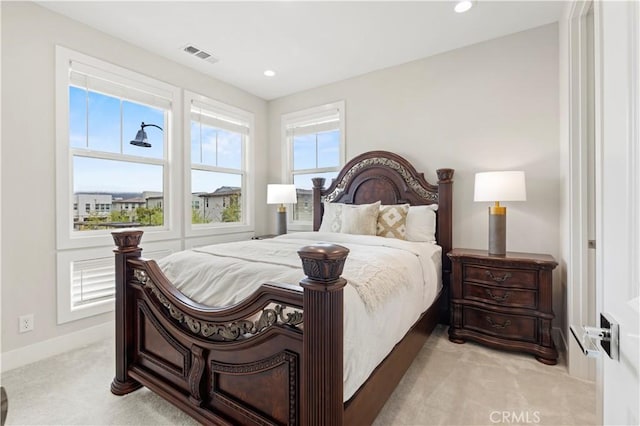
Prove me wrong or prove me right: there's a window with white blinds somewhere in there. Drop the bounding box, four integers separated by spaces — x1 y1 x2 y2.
186 91 253 233
57 46 180 247
282 101 345 225
56 46 181 323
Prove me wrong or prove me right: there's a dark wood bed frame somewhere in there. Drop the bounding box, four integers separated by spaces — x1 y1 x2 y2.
110 150 454 425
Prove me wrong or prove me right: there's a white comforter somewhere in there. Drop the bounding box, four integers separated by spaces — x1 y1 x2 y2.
157 232 442 401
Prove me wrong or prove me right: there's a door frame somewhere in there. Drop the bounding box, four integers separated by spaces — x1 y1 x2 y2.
563 0 596 381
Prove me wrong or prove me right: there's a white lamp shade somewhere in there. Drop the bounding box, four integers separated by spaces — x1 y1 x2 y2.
474 171 527 202
267 184 298 204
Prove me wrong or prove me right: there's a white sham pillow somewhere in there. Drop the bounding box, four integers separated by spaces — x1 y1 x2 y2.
341 201 381 235
318 202 343 233
405 204 438 242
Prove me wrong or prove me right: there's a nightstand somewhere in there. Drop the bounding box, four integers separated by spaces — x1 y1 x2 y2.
447 248 558 365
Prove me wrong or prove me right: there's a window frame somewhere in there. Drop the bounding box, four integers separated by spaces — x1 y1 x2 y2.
281 101 345 230
55 46 182 250
183 90 255 237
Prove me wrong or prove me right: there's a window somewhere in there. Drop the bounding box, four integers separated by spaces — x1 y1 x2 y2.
282 101 345 226
68 70 167 232
56 46 180 249
55 48 254 324
56 47 181 322
185 91 253 233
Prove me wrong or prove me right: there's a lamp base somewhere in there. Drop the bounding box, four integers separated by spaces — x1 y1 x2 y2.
488 210 506 256
276 210 287 235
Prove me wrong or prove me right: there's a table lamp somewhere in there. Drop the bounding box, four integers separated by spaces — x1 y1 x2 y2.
267 184 297 235
474 171 527 256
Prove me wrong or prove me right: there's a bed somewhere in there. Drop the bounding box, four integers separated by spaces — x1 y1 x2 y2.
110 150 454 425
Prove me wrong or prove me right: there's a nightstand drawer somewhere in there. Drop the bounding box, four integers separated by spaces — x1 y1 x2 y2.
462 307 536 342
463 264 537 289
463 282 537 309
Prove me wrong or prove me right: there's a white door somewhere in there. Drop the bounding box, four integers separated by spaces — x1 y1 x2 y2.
595 1 640 424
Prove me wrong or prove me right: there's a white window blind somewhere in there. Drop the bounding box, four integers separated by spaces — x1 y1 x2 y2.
191 100 250 135
285 110 340 136
71 257 115 308
69 60 172 110
70 249 172 310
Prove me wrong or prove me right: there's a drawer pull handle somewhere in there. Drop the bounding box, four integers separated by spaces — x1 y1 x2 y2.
486 316 512 329
485 270 512 283
485 289 510 302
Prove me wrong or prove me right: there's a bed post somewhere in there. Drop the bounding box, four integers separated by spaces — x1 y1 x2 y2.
110 229 144 395
436 168 454 324
436 168 454 274
298 244 349 426
311 177 326 231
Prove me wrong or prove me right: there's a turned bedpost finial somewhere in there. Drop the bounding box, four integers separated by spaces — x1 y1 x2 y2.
298 243 349 425
436 168 454 183
111 229 144 253
311 177 326 190
297 244 349 286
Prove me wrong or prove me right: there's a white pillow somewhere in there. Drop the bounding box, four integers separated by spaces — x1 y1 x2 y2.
377 204 410 239
341 201 381 235
318 202 343 233
405 204 438 242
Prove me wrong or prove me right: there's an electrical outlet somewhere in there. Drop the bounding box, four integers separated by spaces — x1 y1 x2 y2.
19 314 34 333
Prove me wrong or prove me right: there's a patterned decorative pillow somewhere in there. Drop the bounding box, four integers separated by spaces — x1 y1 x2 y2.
377 204 410 239
318 202 343 233
341 201 381 235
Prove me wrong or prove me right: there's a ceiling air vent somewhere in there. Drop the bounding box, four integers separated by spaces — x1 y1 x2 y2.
181 44 218 64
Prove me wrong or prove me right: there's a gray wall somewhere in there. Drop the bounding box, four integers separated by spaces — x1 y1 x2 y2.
268 24 562 330
1 2 268 353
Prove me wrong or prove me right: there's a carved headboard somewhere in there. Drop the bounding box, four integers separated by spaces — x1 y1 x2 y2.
311 150 454 274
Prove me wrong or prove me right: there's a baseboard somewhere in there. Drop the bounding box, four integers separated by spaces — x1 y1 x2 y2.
0 321 114 373
552 326 567 352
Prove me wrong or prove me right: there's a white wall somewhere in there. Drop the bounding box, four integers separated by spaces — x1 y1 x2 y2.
0 2 268 354
268 24 563 331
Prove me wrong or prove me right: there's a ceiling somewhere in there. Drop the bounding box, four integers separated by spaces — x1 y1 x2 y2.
39 1 566 100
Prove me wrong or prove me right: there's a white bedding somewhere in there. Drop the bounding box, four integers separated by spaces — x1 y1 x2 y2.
157 231 442 401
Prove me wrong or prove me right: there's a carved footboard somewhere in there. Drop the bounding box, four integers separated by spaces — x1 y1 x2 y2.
111 230 349 425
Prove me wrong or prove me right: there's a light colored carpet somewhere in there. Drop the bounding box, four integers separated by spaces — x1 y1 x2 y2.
1 325 596 425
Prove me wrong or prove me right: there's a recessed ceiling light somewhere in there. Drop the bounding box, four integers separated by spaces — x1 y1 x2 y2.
264 70 276 77
454 0 474 13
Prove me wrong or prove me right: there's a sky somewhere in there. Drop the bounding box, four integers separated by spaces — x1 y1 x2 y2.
70 86 340 195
